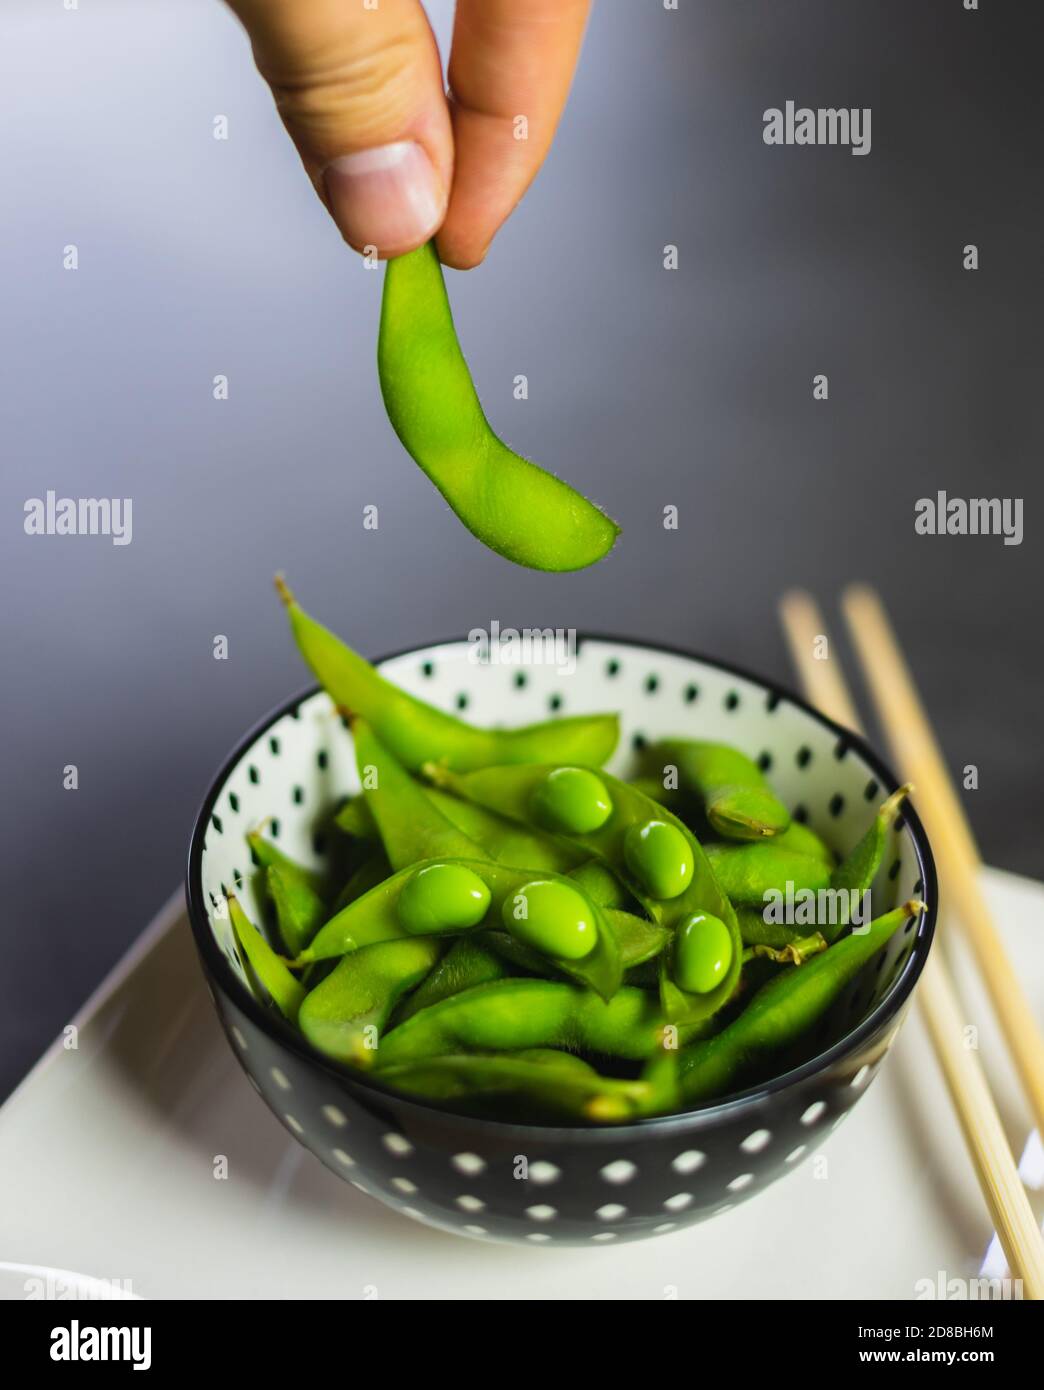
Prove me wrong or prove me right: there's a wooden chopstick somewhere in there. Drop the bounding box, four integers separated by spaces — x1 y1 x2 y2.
842 584 1044 1137
779 590 1044 1299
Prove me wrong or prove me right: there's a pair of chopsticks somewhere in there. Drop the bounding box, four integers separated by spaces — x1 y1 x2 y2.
779 586 1044 1299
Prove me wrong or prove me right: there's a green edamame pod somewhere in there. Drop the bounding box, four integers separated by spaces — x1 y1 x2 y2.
247 827 324 896
330 848 392 914
641 740 790 841
227 894 306 1022
376 979 668 1066
624 776 684 811
277 578 618 771
703 842 832 907
298 857 622 1001
266 864 326 956
824 784 913 942
482 904 666 976
334 797 374 840
679 900 923 1103
378 242 619 573
567 859 636 911
426 763 742 1025
299 937 442 1067
337 782 584 874
736 905 822 951
773 819 836 867
393 938 509 1025
602 909 670 967
351 718 486 870
376 1051 659 1123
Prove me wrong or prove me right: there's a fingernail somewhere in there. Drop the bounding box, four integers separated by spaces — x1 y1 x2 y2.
323 142 443 256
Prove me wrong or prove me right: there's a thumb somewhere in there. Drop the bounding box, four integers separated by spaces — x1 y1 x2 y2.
226 0 453 258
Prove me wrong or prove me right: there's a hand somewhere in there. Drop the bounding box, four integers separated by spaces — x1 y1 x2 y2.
224 0 591 267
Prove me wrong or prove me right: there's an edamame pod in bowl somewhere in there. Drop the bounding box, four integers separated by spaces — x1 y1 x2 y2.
276 577 618 771
188 626 937 1245
424 761 743 1026
295 856 624 1002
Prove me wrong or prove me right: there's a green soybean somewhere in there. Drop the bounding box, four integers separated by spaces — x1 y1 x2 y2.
502 879 597 961
277 578 618 772
642 740 790 841
623 820 694 900
378 242 619 573
674 913 733 995
398 863 492 935
299 937 442 1067
531 767 613 835
680 901 922 1103
227 894 306 1022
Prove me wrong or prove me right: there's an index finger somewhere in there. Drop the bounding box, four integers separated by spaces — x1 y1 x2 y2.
437 0 592 269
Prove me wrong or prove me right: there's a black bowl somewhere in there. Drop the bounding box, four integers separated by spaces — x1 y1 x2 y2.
186 636 936 1245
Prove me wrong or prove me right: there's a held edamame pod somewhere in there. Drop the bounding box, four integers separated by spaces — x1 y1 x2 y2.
679 901 924 1103
379 242 619 572
276 577 619 771
641 740 791 840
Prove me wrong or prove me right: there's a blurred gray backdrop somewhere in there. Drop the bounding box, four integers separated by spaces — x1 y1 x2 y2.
3 0 1041 1100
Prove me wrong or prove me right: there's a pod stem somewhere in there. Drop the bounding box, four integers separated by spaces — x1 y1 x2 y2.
274 572 294 607
880 782 914 825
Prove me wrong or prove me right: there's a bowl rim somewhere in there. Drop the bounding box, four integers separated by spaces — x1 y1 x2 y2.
186 631 938 1140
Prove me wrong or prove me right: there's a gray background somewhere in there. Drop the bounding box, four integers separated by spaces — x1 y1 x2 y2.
3 0 1040 1102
